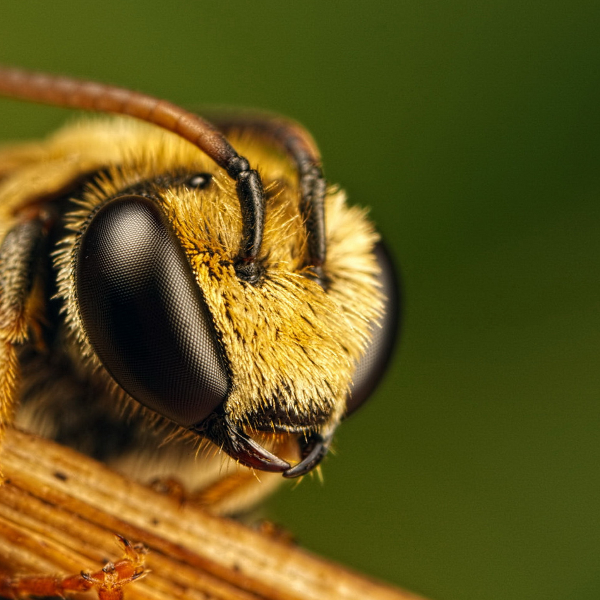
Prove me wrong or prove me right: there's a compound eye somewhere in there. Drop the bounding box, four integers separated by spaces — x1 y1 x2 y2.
345 240 400 417
76 195 229 427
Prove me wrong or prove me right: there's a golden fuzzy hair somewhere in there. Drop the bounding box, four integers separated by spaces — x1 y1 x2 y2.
47 117 384 436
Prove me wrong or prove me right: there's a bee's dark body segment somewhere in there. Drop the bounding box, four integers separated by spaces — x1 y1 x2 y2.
18 344 141 461
0 66 399 493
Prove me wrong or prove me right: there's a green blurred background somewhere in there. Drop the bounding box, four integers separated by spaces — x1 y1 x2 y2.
2 1 600 599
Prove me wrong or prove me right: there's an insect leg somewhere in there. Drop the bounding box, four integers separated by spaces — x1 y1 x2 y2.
0 536 147 600
0 217 46 445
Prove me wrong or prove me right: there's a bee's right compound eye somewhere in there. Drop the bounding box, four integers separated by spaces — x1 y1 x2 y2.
76 195 230 428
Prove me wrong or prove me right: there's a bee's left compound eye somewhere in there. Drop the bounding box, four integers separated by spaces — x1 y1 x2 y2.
76 195 230 427
345 240 400 417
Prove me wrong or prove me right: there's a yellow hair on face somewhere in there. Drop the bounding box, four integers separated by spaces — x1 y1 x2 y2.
49 118 383 437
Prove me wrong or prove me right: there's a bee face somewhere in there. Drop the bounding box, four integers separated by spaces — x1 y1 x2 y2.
48 122 391 476
0 68 399 503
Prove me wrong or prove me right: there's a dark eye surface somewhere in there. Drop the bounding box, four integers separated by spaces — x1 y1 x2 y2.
346 240 400 417
76 195 229 427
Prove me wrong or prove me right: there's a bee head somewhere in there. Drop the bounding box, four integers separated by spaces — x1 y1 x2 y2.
61 122 397 479
0 68 399 478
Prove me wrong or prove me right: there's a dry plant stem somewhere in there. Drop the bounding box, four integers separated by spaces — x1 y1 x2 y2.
0 429 427 600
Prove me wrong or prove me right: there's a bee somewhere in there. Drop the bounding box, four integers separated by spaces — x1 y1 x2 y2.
0 67 399 516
